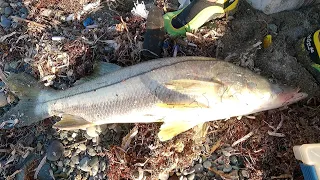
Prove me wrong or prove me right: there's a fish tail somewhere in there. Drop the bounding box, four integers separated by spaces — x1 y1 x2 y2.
0 70 50 129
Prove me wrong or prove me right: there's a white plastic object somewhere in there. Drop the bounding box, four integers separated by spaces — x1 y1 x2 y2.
293 144 320 178
131 0 149 19
246 0 320 15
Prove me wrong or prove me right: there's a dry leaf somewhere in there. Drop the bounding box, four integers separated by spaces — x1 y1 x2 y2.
210 139 221 154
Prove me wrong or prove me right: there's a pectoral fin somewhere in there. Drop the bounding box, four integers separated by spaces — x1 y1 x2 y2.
158 120 202 141
52 114 95 130
164 79 224 95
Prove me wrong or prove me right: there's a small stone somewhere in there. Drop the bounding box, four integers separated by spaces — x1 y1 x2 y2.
84 133 92 140
64 149 71 157
96 146 102 153
47 134 52 140
223 164 232 173
79 157 91 172
4 6 12 16
87 147 96 156
66 167 74 176
183 168 195 175
240 170 250 178
20 7 28 14
158 172 169 180
217 165 224 170
36 142 42 151
88 156 99 167
268 24 278 33
210 153 218 161
91 164 99 176
222 150 231 157
64 158 71 166
0 92 7 107
217 159 224 165
230 155 238 165
71 132 77 138
38 162 54 180
203 161 212 169
0 15 11 28
78 144 87 151
46 140 64 161
67 137 74 141
62 140 68 145
187 173 195 180
59 131 68 139
51 164 58 172
57 161 63 167
86 126 101 138
71 155 80 164
193 164 203 173
99 161 106 172
232 166 239 170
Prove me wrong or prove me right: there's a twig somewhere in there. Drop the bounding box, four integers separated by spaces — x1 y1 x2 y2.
34 155 47 179
210 139 221 154
11 16 46 29
232 131 254 147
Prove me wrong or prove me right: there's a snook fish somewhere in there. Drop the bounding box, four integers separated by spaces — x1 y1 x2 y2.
0 56 307 141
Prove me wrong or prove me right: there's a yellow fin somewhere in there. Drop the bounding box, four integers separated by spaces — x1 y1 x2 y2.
158 120 202 142
164 79 223 95
52 114 95 130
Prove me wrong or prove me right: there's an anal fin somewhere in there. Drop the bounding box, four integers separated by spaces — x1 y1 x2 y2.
52 114 95 130
158 120 202 142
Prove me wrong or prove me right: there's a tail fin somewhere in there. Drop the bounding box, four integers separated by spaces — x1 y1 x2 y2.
0 70 50 129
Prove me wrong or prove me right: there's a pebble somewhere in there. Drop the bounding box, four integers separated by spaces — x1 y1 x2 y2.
79 157 91 172
71 155 80 164
71 132 77 138
86 126 101 138
4 6 12 16
0 15 11 28
87 147 96 156
57 161 63 167
268 23 278 33
183 168 195 176
88 156 99 167
223 164 232 173
230 155 238 165
158 172 169 180
60 131 68 139
193 164 203 173
67 137 74 142
84 133 92 140
217 165 224 170
0 92 7 107
64 149 71 157
19 7 28 14
46 140 64 161
232 166 239 170
240 170 250 178
222 150 231 157
99 161 106 172
187 173 195 180
91 165 99 176
210 153 218 161
78 144 87 151
203 161 212 169
64 158 71 166
38 162 54 180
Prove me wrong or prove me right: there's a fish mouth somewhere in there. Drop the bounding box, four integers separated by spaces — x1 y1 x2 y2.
277 88 308 106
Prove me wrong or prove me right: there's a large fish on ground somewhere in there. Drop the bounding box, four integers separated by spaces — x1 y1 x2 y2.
0 56 307 141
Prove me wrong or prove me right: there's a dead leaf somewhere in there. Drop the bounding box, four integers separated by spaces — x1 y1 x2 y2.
121 126 138 150
210 139 221 154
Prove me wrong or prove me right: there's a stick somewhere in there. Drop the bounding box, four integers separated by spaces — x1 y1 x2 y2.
232 131 254 147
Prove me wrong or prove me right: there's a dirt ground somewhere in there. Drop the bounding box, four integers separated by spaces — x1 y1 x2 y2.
0 0 320 179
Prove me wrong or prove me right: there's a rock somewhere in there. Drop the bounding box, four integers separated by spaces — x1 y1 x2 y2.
59 131 68 139
19 7 28 14
88 156 99 167
64 149 71 157
84 133 93 140
217 165 224 170
203 161 212 169
57 161 63 167
193 164 203 173
37 162 54 180
0 15 11 28
240 170 250 178
4 6 12 16
79 157 92 172
86 126 101 138
47 134 52 140
46 140 64 161
64 158 71 166
230 155 238 165
66 167 74 176
71 155 80 164
0 92 7 107
91 164 99 176
158 172 169 180
99 161 106 172
67 137 74 142
87 147 96 156
78 144 87 151
222 150 231 157
232 166 239 170
210 153 218 161
187 173 196 180
217 159 224 165
96 146 102 153
223 164 232 173
183 168 195 176
71 132 77 138
268 24 278 33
